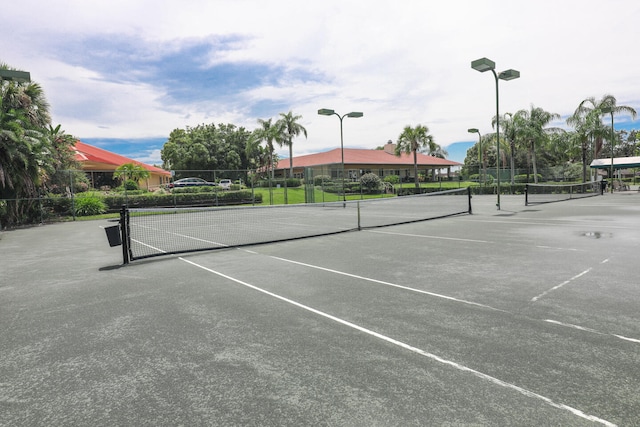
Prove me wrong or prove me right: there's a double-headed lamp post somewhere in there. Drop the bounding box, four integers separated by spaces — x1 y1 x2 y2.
467 128 483 184
471 57 520 210
601 106 615 194
318 109 364 201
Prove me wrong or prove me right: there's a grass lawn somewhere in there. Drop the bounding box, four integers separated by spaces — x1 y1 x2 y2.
251 182 476 205
252 187 397 205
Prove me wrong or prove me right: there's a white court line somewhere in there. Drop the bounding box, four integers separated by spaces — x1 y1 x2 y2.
532 258 610 302
544 320 640 344
367 230 490 244
462 218 633 230
531 269 593 302
270 256 504 312
367 229 583 252
266 254 639 345
179 257 615 426
131 238 166 254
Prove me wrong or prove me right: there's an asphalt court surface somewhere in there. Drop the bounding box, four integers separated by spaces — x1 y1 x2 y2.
1 193 639 426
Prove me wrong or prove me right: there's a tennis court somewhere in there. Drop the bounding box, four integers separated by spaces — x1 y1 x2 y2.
1 192 639 426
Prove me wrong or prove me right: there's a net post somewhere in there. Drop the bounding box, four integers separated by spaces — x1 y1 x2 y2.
525 184 529 206
357 201 361 231
120 205 130 265
467 186 472 214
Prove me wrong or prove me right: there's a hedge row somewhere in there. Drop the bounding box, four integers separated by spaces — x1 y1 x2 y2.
255 178 302 188
103 190 261 210
31 191 261 218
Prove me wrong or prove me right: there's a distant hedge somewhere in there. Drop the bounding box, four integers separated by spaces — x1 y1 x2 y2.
103 190 261 210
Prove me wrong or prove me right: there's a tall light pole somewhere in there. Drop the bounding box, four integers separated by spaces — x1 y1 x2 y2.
318 109 364 202
0 69 31 83
471 57 520 210
601 106 615 193
467 128 483 184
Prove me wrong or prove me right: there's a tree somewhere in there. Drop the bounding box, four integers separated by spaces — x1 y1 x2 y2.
0 63 62 225
161 123 251 176
492 113 520 184
395 125 435 188
44 124 86 193
113 163 151 186
566 110 598 182
567 94 637 180
252 118 283 179
513 105 562 183
276 111 307 178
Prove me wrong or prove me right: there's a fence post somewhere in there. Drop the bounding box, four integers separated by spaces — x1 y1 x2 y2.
120 205 130 265
70 170 76 221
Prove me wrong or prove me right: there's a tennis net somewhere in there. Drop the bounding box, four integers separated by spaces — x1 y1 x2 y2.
119 187 471 263
525 182 602 205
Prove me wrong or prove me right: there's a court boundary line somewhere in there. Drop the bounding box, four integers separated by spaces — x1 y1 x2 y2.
531 268 594 302
270 256 504 312
179 256 615 426
260 252 639 345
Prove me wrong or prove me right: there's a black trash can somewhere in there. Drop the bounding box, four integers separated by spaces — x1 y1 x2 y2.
105 225 122 247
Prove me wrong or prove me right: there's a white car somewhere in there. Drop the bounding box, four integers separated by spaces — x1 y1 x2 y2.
218 179 232 190
168 177 216 188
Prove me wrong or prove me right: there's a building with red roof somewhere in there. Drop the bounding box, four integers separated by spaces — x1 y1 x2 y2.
274 143 462 181
73 141 171 190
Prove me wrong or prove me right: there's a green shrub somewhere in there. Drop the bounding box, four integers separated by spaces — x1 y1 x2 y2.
171 186 217 194
74 192 107 216
257 178 302 188
116 189 146 195
514 174 543 183
313 175 332 186
44 194 73 215
123 179 139 191
383 175 400 184
360 173 382 192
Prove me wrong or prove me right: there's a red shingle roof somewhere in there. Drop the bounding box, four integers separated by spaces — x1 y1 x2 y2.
275 147 461 170
73 140 170 176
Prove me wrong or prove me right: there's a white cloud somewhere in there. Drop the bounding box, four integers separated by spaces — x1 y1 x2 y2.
3 0 640 164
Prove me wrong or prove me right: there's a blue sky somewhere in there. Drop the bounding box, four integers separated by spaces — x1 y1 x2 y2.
3 0 640 166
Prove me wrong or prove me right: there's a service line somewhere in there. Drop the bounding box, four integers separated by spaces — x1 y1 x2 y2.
531 268 592 302
180 256 615 426
531 258 609 302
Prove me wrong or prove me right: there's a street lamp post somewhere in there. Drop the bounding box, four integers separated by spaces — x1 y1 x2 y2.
467 128 483 184
0 69 31 82
471 57 520 210
318 109 364 202
601 106 615 193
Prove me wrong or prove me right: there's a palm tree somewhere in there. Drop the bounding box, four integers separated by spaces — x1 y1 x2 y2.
252 118 282 179
492 113 520 184
568 94 637 164
0 99 39 193
0 83 49 197
566 110 600 182
276 111 307 178
42 124 83 193
1 64 50 128
514 105 562 183
395 124 435 188
113 163 151 186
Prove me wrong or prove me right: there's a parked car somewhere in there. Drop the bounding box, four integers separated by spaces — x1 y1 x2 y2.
218 179 232 190
168 177 217 188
